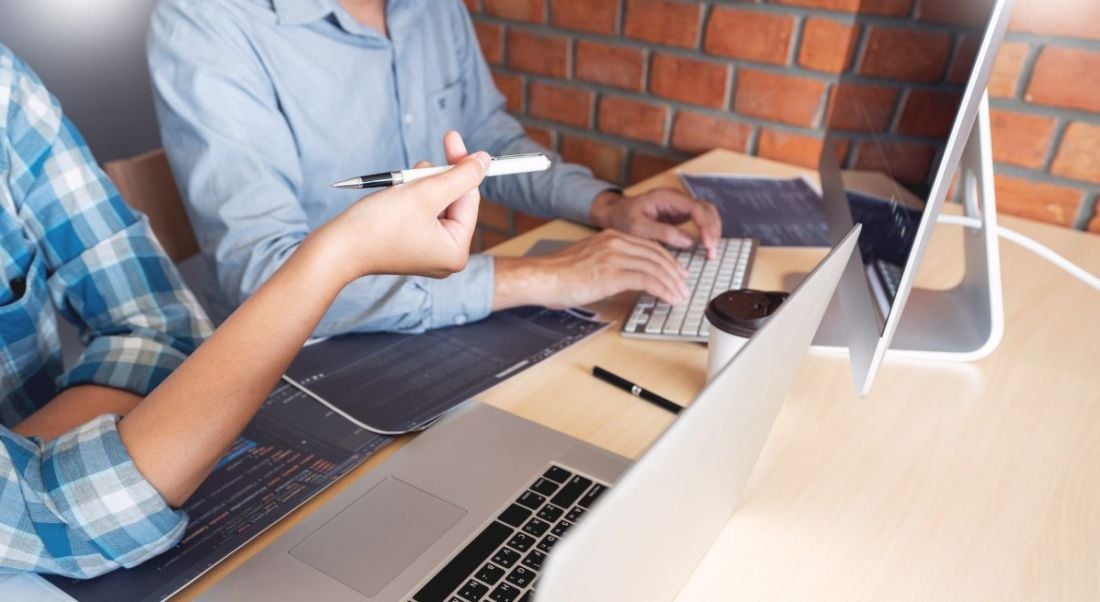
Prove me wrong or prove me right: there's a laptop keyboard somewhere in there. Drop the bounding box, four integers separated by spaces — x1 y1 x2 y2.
873 259 903 300
410 464 609 602
621 238 756 342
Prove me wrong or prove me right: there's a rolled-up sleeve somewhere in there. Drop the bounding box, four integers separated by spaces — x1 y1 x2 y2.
0 416 187 578
51 220 211 395
1 52 210 397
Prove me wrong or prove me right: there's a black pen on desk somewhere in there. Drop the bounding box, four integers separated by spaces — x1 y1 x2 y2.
591 366 681 415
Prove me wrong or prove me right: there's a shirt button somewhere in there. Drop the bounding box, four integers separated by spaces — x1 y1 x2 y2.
455 314 467 325
403 113 414 125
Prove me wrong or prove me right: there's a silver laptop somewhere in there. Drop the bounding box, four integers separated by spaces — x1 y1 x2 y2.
202 225 860 602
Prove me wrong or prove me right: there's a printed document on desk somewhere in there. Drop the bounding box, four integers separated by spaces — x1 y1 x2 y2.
681 172 829 246
283 306 609 434
43 383 392 602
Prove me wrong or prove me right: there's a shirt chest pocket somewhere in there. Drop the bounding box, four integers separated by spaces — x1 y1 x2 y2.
423 82 464 157
0 248 51 347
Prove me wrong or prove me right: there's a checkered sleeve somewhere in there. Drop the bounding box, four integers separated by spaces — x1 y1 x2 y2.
3 51 212 397
0 416 187 578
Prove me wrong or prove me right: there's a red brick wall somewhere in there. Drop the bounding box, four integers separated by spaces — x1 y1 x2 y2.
465 0 1100 249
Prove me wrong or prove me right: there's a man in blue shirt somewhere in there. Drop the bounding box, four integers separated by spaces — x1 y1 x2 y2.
149 0 722 336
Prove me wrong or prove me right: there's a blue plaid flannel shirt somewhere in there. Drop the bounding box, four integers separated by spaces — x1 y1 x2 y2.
0 45 212 579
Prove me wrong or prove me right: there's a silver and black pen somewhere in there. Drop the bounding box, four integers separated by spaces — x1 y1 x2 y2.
331 153 552 189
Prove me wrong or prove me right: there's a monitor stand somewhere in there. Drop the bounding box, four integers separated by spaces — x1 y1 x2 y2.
811 93 1004 361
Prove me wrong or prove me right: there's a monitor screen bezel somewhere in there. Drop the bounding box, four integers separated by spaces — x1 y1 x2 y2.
822 0 1017 394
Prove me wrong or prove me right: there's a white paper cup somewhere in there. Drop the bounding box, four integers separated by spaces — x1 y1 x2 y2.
705 289 789 383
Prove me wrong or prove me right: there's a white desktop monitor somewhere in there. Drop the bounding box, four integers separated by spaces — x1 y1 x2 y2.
815 0 1016 394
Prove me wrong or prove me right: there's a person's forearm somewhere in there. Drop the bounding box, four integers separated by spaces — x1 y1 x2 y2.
589 190 624 229
492 256 552 311
13 386 142 441
118 231 354 507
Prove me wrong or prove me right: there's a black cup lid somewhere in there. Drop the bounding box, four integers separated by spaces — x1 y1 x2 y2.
705 289 789 337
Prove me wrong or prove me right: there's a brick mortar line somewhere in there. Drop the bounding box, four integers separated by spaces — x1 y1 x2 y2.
641 1 982 35
690 2 705 51
566 38 575 80
478 14 972 88
987 97 1100 124
1003 32 1100 52
1011 41 1043 101
722 61 736 112
840 134 859 167
788 14 806 69
622 148 637 184
698 1 923 29
886 87 909 135
994 162 1100 195
1039 119 1070 173
1071 192 1098 230
501 68 951 146
849 13 873 77
746 124 761 156
700 2 716 49
661 98 673 147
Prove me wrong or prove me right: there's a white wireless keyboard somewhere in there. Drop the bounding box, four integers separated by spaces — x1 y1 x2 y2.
621 238 756 342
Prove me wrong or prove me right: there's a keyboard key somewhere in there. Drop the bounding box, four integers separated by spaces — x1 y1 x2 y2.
497 504 531 528
489 583 521 602
578 483 607 508
458 579 489 601
662 311 687 335
491 547 521 568
550 519 573 537
475 563 506 585
448 596 463 602
414 521 511 602
644 318 667 334
518 592 532 602
522 549 546 571
550 475 593 508
507 533 535 552
521 517 549 538
536 504 563 523
529 478 558 497
679 320 701 337
536 534 559 553
516 491 545 511
506 566 535 588
565 507 586 522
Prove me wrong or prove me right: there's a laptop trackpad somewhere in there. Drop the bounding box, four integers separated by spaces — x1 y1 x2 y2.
289 477 466 597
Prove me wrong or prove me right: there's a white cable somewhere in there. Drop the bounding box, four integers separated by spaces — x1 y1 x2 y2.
937 214 1100 291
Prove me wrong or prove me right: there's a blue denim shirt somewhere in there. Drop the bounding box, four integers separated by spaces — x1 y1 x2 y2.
149 0 613 335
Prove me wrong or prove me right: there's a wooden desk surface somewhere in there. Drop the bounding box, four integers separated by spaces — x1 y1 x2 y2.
180 150 1100 601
